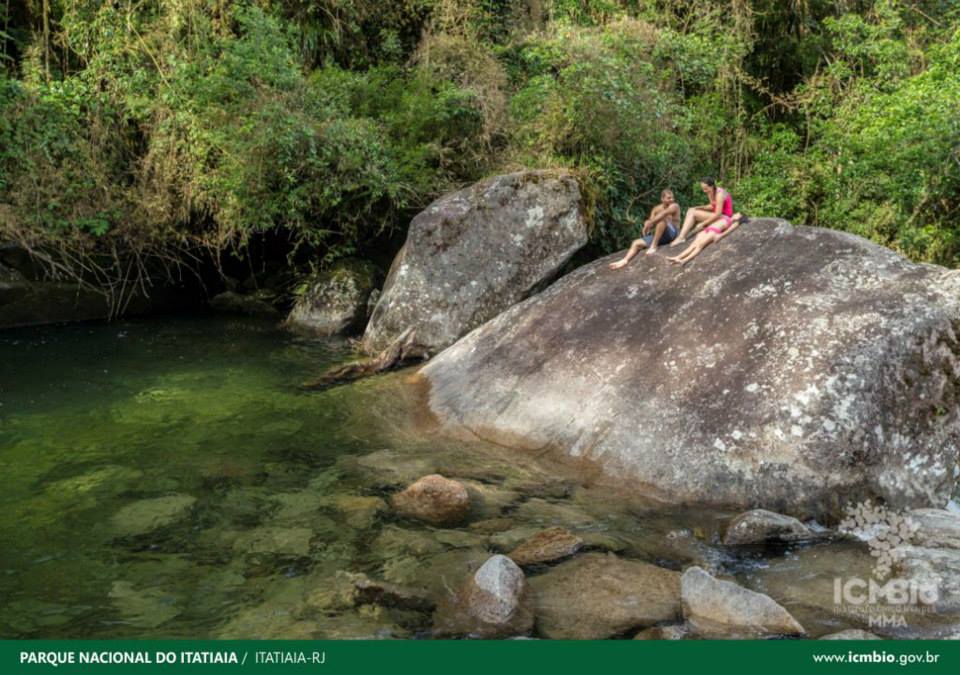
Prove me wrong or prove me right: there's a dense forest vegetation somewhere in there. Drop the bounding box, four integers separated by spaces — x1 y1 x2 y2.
1 1 959 308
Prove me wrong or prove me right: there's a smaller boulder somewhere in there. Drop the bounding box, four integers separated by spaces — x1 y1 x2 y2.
433 554 534 638
723 509 817 546
508 527 583 566
529 552 681 639
286 259 379 335
390 474 470 526
634 624 688 640
681 566 806 638
469 518 515 534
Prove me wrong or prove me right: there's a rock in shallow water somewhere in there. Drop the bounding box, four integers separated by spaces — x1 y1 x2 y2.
723 509 817 546
390 474 470 526
111 495 196 537
508 527 583 566
528 552 681 639
232 526 313 558
362 170 588 354
420 219 960 517
681 566 806 638
433 554 534 638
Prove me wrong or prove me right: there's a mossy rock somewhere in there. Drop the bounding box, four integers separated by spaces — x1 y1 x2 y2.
286 259 380 336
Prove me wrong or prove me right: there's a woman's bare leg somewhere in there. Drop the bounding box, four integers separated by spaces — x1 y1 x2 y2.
609 238 647 269
669 232 718 265
671 208 711 246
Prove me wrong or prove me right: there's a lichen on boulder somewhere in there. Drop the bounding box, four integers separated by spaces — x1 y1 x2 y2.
286 259 380 335
420 219 960 517
362 170 588 355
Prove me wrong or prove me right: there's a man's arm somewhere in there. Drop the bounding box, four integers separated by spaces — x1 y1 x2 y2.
642 205 663 234
645 203 679 230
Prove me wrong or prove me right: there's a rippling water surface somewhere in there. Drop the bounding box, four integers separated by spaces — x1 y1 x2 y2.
0 316 951 639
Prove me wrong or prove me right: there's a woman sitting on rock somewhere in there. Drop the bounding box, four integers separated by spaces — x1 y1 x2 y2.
609 189 681 269
666 178 747 266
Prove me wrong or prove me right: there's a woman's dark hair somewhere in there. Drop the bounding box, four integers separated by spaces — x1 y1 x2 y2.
700 177 716 188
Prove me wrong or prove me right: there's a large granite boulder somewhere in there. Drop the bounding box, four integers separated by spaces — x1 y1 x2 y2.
418 219 960 517
361 170 588 354
286 259 380 335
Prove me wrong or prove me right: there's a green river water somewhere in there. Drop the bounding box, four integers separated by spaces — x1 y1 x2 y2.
0 316 954 639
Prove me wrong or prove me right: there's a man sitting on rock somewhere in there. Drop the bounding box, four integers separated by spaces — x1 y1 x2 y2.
609 189 681 269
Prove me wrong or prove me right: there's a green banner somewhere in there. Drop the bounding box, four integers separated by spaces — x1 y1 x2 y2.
2 640 956 674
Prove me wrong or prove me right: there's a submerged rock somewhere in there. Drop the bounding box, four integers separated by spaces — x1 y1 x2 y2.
470 518 515 534
512 498 598 528
210 290 280 317
286 259 379 335
723 509 817 545
372 525 445 559
352 574 434 612
319 494 387 529
819 629 882 640
390 474 470 526
362 170 588 354
306 571 433 613
420 219 960 517
381 548 490 599
508 527 583 566
528 552 681 639
433 555 534 639
109 581 181 629
111 495 196 537
490 526 544 552
739 542 877 636
232 526 313 558
460 479 521 520
681 566 806 638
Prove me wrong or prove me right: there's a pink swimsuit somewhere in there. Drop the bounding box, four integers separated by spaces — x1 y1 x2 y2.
704 190 734 235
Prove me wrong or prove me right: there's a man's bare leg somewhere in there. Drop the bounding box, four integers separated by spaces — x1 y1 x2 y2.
609 238 647 269
645 221 668 255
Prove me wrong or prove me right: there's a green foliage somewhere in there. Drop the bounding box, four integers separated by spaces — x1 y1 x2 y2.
2 0 960 304
505 18 720 249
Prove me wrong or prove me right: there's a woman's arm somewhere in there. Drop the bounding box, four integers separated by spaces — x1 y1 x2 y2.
698 191 724 229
